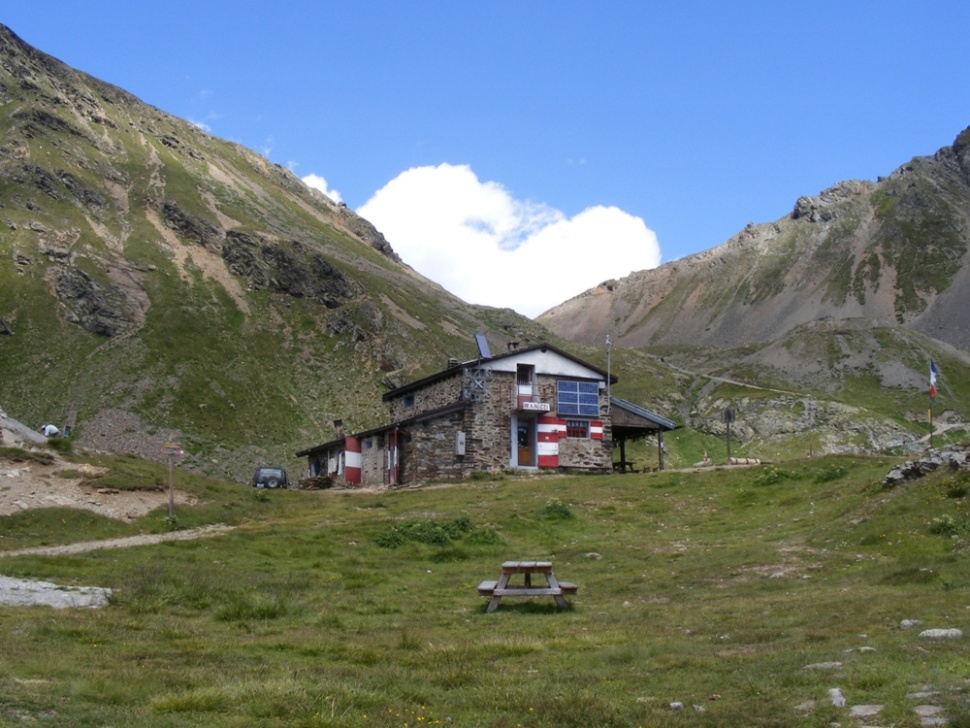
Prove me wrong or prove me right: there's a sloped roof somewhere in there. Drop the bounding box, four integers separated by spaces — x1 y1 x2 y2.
382 342 616 401
610 397 678 431
295 401 470 457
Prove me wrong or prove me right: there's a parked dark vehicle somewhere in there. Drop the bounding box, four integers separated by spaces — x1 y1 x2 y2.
252 466 289 489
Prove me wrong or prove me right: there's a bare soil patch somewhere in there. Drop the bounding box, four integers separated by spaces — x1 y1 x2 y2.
0 452 196 521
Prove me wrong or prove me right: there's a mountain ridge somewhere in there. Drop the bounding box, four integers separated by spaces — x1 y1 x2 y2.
2 23 968 475
0 24 553 480
539 127 970 355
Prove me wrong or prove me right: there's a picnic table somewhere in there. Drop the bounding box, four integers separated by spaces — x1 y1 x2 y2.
477 560 577 612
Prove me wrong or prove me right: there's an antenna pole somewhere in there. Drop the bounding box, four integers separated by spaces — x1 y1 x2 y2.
606 335 612 411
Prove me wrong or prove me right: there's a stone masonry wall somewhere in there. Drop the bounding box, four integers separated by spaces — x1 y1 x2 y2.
387 373 464 421
389 368 614 484
465 374 515 473
400 409 471 484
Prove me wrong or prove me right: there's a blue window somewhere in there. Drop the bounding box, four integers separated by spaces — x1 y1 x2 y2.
557 380 599 417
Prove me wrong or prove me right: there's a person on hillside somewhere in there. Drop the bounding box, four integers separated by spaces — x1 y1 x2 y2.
39 423 59 437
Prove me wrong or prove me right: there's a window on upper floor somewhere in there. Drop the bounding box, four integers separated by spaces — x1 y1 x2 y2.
557 379 599 417
403 394 415 409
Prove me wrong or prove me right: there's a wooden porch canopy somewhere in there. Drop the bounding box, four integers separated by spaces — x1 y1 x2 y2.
609 397 679 471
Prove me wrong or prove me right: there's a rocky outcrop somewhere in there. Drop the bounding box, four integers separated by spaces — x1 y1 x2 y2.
160 201 222 252
221 232 363 307
51 266 131 337
882 446 970 487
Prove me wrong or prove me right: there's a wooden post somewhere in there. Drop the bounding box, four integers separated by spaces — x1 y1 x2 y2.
162 442 183 518
722 407 735 461
167 454 175 517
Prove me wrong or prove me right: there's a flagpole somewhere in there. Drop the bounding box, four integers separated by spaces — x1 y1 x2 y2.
928 358 938 450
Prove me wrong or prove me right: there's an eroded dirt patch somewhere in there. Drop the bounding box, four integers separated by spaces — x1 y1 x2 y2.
0 453 195 521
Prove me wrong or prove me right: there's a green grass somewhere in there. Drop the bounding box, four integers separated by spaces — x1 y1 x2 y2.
1 452 968 726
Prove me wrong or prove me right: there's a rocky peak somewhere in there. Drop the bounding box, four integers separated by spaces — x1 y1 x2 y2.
791 180 872 223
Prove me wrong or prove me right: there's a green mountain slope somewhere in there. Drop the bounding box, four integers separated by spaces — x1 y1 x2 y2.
0 25 552 480
542 128 970 353
541 127 970 457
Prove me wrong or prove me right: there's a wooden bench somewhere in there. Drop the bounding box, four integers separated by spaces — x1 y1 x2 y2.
477 562 578 611
478 581 579 597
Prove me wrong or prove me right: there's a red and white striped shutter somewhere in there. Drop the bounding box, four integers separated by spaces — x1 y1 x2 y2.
537 415 565 468
345 436 362 484
590 421 604 440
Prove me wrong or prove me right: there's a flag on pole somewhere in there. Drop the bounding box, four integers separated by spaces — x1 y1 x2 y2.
929 359 938 401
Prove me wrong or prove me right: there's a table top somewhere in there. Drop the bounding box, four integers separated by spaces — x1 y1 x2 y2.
501 560 554 573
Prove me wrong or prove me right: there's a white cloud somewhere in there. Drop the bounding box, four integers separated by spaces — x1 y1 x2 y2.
302 173 343 204
357 163 660 318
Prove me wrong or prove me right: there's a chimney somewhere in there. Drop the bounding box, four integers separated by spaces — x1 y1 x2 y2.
334 419 344 438
507 341 519 352
447 357 460 368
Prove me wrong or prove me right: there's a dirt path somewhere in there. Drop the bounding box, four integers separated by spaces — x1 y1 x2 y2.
0 437 236 606
0 524 235 559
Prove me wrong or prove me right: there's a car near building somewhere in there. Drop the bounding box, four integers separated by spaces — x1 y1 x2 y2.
252 466 289 489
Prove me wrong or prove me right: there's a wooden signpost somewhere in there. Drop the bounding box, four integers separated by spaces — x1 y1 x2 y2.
722 407 735 460
162 442 184 518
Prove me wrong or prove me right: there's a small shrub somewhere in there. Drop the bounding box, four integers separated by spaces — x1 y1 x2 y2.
466 527 502 545
928 515 968 536
753 466 802 486
753 467 784 486
45 437 73 454
814 464 848 483
735 488 758 506
538 498 574 520
376 517 475 548
946 485 968 499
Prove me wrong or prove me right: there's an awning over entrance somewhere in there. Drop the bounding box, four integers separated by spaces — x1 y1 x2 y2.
609 397 679 472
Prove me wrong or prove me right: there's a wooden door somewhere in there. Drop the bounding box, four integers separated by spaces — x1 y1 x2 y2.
517 420 534 466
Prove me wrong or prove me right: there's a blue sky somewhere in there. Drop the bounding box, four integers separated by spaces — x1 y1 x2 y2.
4 2 969 317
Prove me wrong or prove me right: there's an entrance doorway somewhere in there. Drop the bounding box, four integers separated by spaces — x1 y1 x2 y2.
516 418 535 467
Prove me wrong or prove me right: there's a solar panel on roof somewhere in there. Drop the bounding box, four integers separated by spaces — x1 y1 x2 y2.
475 333 491 359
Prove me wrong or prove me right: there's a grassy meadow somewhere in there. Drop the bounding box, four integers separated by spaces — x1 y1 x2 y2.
1 450 969 727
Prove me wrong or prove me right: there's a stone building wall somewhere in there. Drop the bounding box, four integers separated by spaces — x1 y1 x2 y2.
380 366 615 485
401 409 471 483
387 373 464 421
464 374 515 473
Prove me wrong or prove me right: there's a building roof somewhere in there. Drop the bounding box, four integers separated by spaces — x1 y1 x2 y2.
610 397 679 431
295 401 470 457
381 341 616 402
